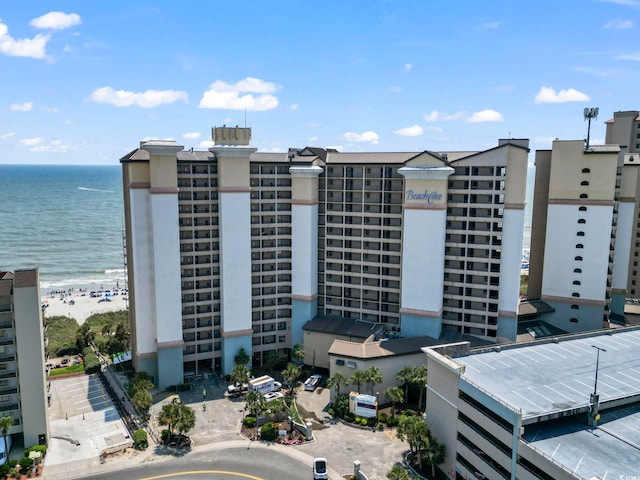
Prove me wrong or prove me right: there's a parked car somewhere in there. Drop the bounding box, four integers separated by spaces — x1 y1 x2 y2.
263 391 284 403
304 374 321 392
313 457 328 480
227 383 247 395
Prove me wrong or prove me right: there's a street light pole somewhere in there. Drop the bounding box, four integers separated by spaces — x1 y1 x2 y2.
589 345 607 428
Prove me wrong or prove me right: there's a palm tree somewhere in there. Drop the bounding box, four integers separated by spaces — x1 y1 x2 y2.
245 391 267 418
282 362 302 396
174 402 196 438
349 370 368 393
423 436 446 479
234 347 250 366
291 343 305 364
327 372 347 397
365 365 383 395
412 365 428 411
386 465 410 480
158 398 181 442
384 386 404 417
101 323 112 338
396 416 430 470
230 364 250 387
0 416 12 462
396 366 413 405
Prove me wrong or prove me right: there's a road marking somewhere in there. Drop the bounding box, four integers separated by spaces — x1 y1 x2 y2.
385 428 398 442
140 471 264 479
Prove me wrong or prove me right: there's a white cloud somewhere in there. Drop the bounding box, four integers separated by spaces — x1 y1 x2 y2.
10 102 33 112
604 18 633 29
394 125 423 137
600 0 640 7
30 141 78 153
534 86 590 103
467 109 504 122
424 110 466 122
30 12 82 30
183 132 201 139
0 20 50 58
404 63 412 72
1 132 16 139
198 140 214 149
20 137 43 146
388 86 402 93
426 126 444 133
476 21 500 29
344 131 379 144
616 52 640 60
289 103 299 110
199 77 279 111
308 136 319 143
89 87 189 108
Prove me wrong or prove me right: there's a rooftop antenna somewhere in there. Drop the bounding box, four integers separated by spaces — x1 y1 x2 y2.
584 107 599 150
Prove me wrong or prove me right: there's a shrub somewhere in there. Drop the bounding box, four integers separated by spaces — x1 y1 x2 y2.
244 415 257 428
7 460 17 468
331 394 350 418
327 407 335 417
378 423 384 431
260 422 278 441
378 412 388 424
366 417 376 427
0 464 9 476
402 409 414 417
161 429 171 443
24 445 47 457
18 456 33 471
386 416 399 427
355 416 362 424
133 429 148 450
361 418 368 426
83 347 100 374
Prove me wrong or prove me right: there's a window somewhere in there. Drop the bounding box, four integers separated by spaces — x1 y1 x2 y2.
580 193 588 199
336 359 345 366
576 244 584 249
575 256 583 261
579 206 587 212
581 181 589 186
582 168 591 173
570 318 579 323
346 361 357 368
573 280 581 285
571 304 579 310
577 231 585 236
572 292 580 297
578 219 586 224
574 268 582 273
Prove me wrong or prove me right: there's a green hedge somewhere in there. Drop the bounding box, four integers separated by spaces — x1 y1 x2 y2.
260 422 278 441
83 347 100 374
133 429 148 450
24 445 46 457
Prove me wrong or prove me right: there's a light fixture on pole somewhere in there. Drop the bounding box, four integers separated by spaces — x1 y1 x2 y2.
588 345 606 428
584 107 599 150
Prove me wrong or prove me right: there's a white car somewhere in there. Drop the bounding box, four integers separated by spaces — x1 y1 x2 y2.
263 391 284 402
304 374 321 391
313 457 328 480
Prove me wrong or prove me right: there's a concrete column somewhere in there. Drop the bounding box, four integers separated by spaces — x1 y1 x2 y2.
398 166 454 338
210 127 256 374
290 166 323 347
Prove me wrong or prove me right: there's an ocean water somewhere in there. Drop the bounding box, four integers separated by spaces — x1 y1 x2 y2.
0 165 125 292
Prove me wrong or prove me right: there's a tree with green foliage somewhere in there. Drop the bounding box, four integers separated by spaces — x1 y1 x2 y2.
387 465 410 480
396 366 413 405
229 364 250 387
291 343 305 363
112 321 130 354
75 323 95 350
349 370 368 393
396 416 430 471
327 372 347 397
158 398 195 443
234 347 250 366
133 429 148 450
412 365 428 411
263 350 279 373
0 416 12 463
132 389 153 420
365 365 383 395
101 323 112 338
266 397 287 419
384 386 404 417
282 362 302 395
422 436 446 479
245 391 267 418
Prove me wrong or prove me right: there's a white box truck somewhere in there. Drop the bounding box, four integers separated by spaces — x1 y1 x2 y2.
248 375 282 394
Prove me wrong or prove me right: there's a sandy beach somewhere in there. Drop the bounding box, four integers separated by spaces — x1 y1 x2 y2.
41 288 128 325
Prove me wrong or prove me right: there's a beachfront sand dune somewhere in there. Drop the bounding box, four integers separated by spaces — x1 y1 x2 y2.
42 289 127 325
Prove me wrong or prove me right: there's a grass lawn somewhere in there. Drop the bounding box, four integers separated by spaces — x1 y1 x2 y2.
85 310 128 345
45 316 80 357
49 364 84 376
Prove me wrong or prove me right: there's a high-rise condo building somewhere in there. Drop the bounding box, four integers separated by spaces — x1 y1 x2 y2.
0 269 50 450
121 126 529 388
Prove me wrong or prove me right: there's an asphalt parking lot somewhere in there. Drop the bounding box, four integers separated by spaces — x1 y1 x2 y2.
44 370 408 480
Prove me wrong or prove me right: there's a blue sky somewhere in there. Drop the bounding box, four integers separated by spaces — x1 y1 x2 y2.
1 1 639 165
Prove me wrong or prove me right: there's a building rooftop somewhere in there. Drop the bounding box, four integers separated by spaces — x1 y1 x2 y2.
302 315 385 340
457 328 640 421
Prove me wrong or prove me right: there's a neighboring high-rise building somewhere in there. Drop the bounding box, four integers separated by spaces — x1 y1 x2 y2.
605 111 640 299
121 126 529 388
0 269 50 449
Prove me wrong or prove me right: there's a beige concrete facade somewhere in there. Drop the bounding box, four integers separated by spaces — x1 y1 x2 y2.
0 269 49 449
